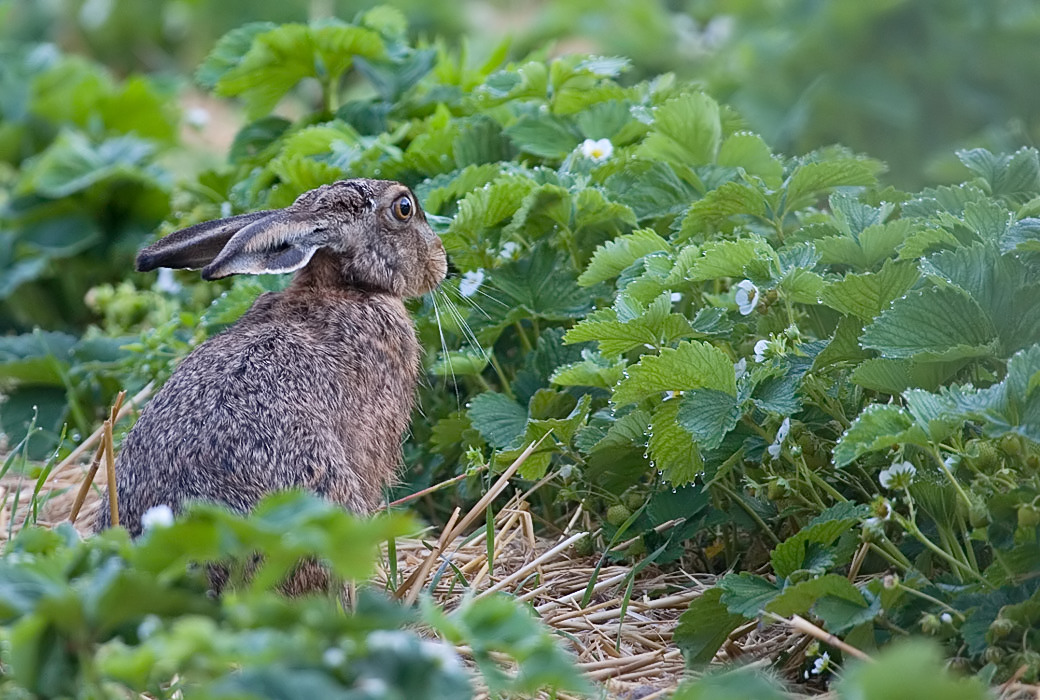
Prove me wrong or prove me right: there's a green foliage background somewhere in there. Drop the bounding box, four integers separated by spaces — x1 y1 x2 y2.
2 1 1040 697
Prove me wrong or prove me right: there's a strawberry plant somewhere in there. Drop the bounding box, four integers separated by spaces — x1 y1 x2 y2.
3 5 1040 692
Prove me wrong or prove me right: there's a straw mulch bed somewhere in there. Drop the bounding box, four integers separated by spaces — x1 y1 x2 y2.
5 415 1039 700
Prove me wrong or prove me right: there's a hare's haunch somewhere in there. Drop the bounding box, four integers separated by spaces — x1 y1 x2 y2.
95 179 447 538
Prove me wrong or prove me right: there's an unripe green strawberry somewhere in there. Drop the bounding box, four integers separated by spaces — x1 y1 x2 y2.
1000 434 1023 457
988 617 1014 641
1018 504 1040 528
606 504 632 527
571 536 594 557
968 500 990 529
982 646 1004 665
921 613 941 635
965 439 999 471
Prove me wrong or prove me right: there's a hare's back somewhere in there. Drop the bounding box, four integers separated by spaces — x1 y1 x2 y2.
105 290 419 535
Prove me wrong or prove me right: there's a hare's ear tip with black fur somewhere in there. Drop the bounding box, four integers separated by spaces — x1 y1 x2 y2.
136 250 160 273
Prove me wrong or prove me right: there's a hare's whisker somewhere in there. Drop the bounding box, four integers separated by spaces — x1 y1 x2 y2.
431 293 463 410
438 291 490 364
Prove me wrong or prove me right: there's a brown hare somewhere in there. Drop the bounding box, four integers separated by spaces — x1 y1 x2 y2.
94 179 447 553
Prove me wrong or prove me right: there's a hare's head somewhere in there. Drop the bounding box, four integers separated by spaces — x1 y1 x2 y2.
137 179 447 297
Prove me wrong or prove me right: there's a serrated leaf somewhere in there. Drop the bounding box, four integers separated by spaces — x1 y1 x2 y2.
717 132 782 187
719 573 780 617
19 131 157 198
861 285 999 361
922 243 1040 352
571 186 637 240
312 23 387 85
416 163 502 215
818 219 914 270
612 341 735 406
676 389 741 450
1003 217 1040 253
0 331 77 385
564 292 693 358
215 24 317 119
504 115 580 159
751 374 802 414
813 317 871 369
833 404 929 467
268 154 343 196
216 23 384 119
637 92 721 167
605 161 697 220
467 392 527 449
901 183 988 219
851 357 961 394
1006 343 1040 401
474 245 594 340
196 22 277 89
590 408 650 452
902 388 958 441
446 175 535 252
578 229 669 287
429 349 490 378
897 225 960 260
678 182 767 238
830 191 886 236
772 520 856 580
203 279 268 327
504 183 571 238
525 394 592 451
649 399 704 485
963 199 1010 242
765 574 865 617
808 502 871 525
550 352 626 389
779 268 824 305
684 237 772 282
819 259 920 321
958 147 1040 203
785 159 879 209
674 588 747 665
620 253 675 304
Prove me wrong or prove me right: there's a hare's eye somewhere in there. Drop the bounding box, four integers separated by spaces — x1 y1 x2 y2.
392 195 413 221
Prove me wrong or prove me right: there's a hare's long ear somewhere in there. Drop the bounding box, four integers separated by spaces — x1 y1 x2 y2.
201 211 326 281
136 210 275 272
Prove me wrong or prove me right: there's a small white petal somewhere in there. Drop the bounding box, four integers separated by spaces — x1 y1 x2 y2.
734 280 760 315
753 339 770 363
141 504 174 530
186 107 211 128
155 268 182 294
580 138 614 162
323 647 347 667
459 269 485 298
498 241 520 260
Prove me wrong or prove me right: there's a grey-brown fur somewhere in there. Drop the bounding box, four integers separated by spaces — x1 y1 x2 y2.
94 180 447 550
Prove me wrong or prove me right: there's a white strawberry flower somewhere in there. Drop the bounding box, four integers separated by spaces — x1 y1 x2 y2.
459 269 485 297
753 339 771 362
141 504 174 530
879 460 917 490
734 279 760 315
580 138 614 162
767 417 790 459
